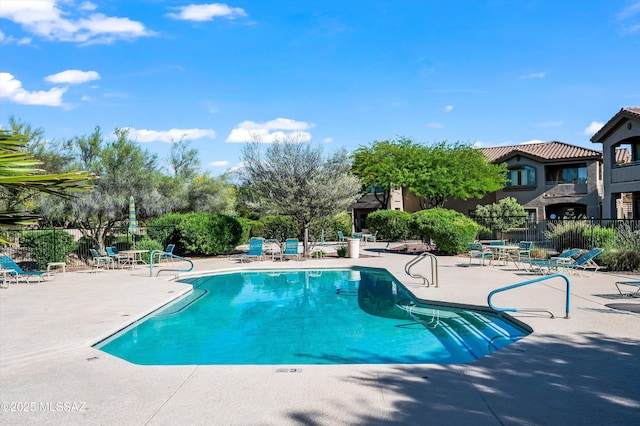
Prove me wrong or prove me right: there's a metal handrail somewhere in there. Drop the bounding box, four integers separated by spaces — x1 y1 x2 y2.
487 273 571 319
405 252 439 287
149 250 194 277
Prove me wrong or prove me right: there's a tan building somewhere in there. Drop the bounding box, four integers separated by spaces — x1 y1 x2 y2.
350 141 605 227
446 141 604 220
590 107 640 219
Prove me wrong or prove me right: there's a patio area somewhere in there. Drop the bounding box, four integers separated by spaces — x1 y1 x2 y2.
1 244 639 425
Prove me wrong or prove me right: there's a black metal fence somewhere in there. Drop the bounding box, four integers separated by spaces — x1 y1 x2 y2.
474 218 640 256
0 227 142 271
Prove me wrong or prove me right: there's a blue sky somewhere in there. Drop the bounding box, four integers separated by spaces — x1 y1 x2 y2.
1 0 639 175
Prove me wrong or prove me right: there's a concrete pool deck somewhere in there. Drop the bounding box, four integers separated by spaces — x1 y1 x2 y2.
1 244 639 425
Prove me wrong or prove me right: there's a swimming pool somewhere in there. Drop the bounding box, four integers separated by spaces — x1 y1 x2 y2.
95 268 530 365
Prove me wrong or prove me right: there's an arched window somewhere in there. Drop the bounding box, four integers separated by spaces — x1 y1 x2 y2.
506 165 536 187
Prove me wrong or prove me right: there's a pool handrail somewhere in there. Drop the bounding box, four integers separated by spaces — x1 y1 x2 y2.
149 250 194 277
487 273 571 319
405 252 438 287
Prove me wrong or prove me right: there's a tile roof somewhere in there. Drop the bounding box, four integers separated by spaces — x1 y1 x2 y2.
481 141 602 163
615 147 631 164
590 107 640 142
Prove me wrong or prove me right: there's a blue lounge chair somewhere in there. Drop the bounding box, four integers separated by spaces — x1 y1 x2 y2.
280 238 300 261
337 231 347 242
557 248 603 276
0 255 54 283
365 230 378 243
241 238 264 262
160 244 176 262
90 249 114 271
106 247 129 268
468 243 493 266
526 248 602 276
520 248 581 273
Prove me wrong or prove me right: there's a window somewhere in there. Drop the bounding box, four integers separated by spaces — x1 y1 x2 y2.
506 166 536 187
545 164 587 184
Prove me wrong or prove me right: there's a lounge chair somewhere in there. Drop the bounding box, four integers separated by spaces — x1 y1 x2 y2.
106 247 130 268
520 248 581 273
556 248 603 276
0 255 55 283
90 248 114 271
241 238 264 262
160 244 176 262
365 231 378 243
512 241 533 268
280 238 300 261
468 243 493 266
337 231 347 242
525 248 602 276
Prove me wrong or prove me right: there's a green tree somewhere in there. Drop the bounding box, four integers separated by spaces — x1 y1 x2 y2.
351 137 414 209
474 197 527 238
241 138 361 255
406 141 507 209
37 127 166 247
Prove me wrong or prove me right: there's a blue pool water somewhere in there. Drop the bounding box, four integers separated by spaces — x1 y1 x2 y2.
95 268 529 365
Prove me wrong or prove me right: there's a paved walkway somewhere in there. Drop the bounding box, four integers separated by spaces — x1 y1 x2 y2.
1 245 639 425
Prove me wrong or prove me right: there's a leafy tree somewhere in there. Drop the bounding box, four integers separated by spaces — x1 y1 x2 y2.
37 127 167 247
352 138 507 210
406 141 507 209
473 197 527 237
351 137 414 209
240 138 361 255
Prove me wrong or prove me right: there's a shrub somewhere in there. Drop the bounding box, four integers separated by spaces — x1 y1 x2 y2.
309 213 351 242
336 245 348 257
259 215 300 241
177 212 244 255
602 222 640 271
147 213 183 247
19 230 77 270
545 221 616 252
133 238 163 252
365 209 412 241
412 208 479 255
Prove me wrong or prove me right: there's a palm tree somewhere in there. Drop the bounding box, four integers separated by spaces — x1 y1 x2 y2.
0 130 97 242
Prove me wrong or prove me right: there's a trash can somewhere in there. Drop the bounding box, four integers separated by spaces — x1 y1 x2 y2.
347 237 360 258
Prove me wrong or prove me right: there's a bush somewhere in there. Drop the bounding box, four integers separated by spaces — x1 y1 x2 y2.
309 213 351 242
147 213 183 248
178 212 244 255
412 208 479 255
19 230 77 270
366 209 412 241
133 238 163 252
259 215 300 241
602 223 640 271
545 221 616 252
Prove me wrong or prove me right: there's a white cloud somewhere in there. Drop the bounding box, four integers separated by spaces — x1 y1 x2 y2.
444 105 454 112
584 121 604 135
322 137 333 143
521 139 546 145
226 118 314 143
125 127 216 143
519 72 547 79
167 3 247 21
535 120 564 127
0 0 152 44
45 69 100 84
618 2 640 34
0 72 67 106
427 122 443 128
209 160 229 167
